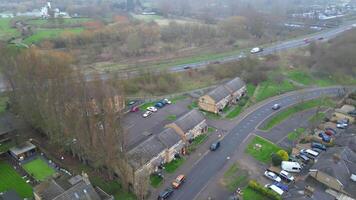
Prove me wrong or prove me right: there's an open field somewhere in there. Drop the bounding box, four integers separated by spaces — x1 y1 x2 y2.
23 27 84 44
22 157 56 181
254 79 297 103
222 163 249 192
0 18 20 41
245 136 282 163
243 187 270 200
260 98 334 131
0 161 33 198
27 18 91 27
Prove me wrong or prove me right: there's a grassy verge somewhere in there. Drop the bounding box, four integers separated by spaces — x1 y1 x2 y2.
150 174 163 188
23 27 84 44
286 70 314 85
287 128 306 141
245 136 282 163
188 101 198 110
0 18 20 41
0 140 14 153
243 187 269 200
309 112 326 123
0 161 33 198
208 127 216 133
187 134 209 153
260 98 334 131
90 175 136 200
163 158 185 173
22 157 56 181
171 95 187 104
166 115 177 121
222 163 249 192
254 79 297 102
139 102 155 110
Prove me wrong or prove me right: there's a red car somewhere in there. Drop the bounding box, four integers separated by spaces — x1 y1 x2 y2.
324 130 334 136
130 106 139 112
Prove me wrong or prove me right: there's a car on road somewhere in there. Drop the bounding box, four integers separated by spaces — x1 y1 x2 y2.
183 66 191 70
158 187 174 200
264 171 281 182
272 104 281 110
210 141 221 151
172 174 186 189
147 106 158 112
279 170 295 182
318 132 331 142
142 111 152 118
311 142 327 151
250 47 263 54
318 37 324 40
273 182 289 191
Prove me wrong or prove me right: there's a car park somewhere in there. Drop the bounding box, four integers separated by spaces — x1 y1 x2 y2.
210 141 221 151
142 111 152 118
273 182 289 191
272 104 281 110
147 106 158 112
318 132 331 142
311 142 326 151
279 170 295 182
158 187 174 200
172 174 186 189
265 184 284 195
264 171 282 182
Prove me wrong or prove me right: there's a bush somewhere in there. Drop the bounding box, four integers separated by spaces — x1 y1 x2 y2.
276 150 289 161
271 153 283 166
248 180 282 200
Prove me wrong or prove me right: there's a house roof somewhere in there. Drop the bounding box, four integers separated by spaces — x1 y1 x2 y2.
157 128 181 149
205 85 231 102
311 147 356 197
224 77 245 93
173 110 205 133
9 141 36 156
35 180 66 200
127 136 166 170
0 190 22 200
53 181 101 200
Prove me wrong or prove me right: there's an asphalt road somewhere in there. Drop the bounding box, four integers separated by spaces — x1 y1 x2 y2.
166 87 346 200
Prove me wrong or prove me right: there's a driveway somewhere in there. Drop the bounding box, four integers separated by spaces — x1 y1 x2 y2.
123 98 192 150
160 87 347 200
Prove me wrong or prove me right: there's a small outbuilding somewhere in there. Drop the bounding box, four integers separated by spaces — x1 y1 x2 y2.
9 141 37 161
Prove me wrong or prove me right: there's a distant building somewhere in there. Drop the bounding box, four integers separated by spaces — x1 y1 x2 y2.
34 173 114 200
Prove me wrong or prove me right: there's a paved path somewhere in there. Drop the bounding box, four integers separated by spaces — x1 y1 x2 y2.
155 86 348 200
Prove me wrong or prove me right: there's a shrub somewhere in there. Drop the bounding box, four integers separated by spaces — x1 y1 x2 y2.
276 150 289 161
248 180 282 200
271 153 283 166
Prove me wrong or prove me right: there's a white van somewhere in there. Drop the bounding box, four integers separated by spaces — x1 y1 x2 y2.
281 161 302 173
267 184 284 195
300 149 319 159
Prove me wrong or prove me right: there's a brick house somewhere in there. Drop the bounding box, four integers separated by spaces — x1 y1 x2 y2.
224 77 247 104
158 128 185 162
166 109 207 141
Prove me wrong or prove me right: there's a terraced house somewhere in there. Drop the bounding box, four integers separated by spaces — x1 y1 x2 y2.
198 77 246 114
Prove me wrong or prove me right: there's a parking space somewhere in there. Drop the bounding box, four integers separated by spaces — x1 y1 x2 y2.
123 98 192 150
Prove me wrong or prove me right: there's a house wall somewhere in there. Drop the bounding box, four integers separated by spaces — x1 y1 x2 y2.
185 121 207 140
165 141 185 162
231 86 247 104
198 95 218 113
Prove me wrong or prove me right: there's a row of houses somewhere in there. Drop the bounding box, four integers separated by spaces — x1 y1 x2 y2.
198 77 246 114
125 109 207 192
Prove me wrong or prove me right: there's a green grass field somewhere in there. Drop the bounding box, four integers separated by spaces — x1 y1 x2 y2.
260 98 334 131
286 70 314 85
254 79 296 102
163 158 185 173
27 18 91 26
0 18 20 41
245 136 282 163
150 174 163 188
0 161 33 198
287 128 305 141
23 27 84 44
222 163 249 192
22 157 56 181
243 187 270 200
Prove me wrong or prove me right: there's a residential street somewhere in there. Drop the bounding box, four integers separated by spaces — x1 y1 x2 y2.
152 87 347 200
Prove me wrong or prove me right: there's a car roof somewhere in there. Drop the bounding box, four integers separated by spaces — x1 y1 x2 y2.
177 174 185 180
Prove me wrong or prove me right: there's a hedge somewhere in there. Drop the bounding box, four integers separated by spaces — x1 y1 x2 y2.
248 180 282 200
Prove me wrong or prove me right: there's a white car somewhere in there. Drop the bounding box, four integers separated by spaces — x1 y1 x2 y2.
163 99 172 104
279 170 295 182
272 104 281 110
264 171 282 182
250 47 263 54
147 106 157 112
142 111 152 118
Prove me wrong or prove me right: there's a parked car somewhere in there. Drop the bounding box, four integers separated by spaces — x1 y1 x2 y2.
318 132 331 142
142 111 152 118
273 182 289 191
147 106 158 112
296 154 310 164
336 123 347 129
312 148 323 153
172 174 186 189
279 170 295 182
250 47 263 54
318 37 324 40
210 141 221 151
130 106 139 113
272 104 281 110
281 161 302 173
348 110 356 117
265 184 284 195
163 98 172 105
264 171 281 182
300 149 319 159
128 100 137 106
158 187 174 200
155 102 164 108
324 130 334 136
311 142 327 151
325 128 337 135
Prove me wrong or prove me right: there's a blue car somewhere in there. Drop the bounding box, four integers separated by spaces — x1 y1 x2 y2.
318 132 331 143
311 142 327 151
273 182 288 191
155 102 164 108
